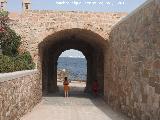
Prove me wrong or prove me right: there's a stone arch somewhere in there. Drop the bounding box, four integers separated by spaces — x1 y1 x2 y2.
38 28 108 95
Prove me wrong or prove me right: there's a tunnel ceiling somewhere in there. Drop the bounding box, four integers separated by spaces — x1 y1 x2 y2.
39 28 108 60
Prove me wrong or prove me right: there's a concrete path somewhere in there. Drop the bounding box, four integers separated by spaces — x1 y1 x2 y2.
21 81 129 120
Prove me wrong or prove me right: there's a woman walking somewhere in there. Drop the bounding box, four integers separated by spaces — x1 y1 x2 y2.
63 77 69 97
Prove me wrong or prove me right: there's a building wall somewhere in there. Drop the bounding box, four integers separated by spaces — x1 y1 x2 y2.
105 0 160 119
0 70 42 120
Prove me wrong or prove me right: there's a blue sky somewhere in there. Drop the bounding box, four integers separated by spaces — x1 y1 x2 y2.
7 0 146 58
8 0 146 13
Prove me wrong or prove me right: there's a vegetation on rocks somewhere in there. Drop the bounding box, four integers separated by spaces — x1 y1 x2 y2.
0 10 35 73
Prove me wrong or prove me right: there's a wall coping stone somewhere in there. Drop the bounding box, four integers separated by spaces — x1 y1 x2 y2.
21 10 127 14
0 69 38 82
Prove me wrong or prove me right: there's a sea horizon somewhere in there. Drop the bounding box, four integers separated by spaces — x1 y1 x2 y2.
57 57 87 80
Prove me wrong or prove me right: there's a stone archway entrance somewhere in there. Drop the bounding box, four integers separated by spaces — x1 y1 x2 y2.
38 28 108 95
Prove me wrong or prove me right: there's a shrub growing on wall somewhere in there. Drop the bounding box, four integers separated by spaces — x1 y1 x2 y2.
0 10 35 73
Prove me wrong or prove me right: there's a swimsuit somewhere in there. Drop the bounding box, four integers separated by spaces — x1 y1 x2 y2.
63 81 69 91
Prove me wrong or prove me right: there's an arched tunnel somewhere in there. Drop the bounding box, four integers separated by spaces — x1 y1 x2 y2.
38 28 108 95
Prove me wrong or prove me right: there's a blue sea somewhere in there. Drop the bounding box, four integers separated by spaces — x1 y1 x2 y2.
57 57 87 80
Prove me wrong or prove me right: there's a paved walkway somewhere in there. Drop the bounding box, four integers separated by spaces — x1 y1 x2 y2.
21 81 129 120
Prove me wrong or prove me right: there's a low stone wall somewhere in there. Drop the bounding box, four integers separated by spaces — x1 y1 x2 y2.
0 70 42 120
105 0 160 120
57 69 68 82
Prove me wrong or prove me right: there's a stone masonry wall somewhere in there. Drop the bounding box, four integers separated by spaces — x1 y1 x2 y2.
0 70 42 120
105 0 160 120
8 11 127 65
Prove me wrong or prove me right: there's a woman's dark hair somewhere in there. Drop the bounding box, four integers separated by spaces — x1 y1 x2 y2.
64 77 67 80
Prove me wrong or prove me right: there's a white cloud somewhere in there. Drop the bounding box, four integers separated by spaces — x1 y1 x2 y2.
59 49 85 58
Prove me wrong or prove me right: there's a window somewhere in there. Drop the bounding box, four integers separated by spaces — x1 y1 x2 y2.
1 2 4 8
25 3 29 10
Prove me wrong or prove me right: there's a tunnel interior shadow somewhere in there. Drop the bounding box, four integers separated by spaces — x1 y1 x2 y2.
39 28 107 95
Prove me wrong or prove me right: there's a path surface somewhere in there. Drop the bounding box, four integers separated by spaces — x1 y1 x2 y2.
21 81 129 120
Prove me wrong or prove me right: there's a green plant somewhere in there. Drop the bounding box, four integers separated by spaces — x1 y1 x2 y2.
0 55 14 73
0 10 35 73
0 10 21 56
0 53 35 73
0 28 21 56
0 10 9 29
15 52 35 70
